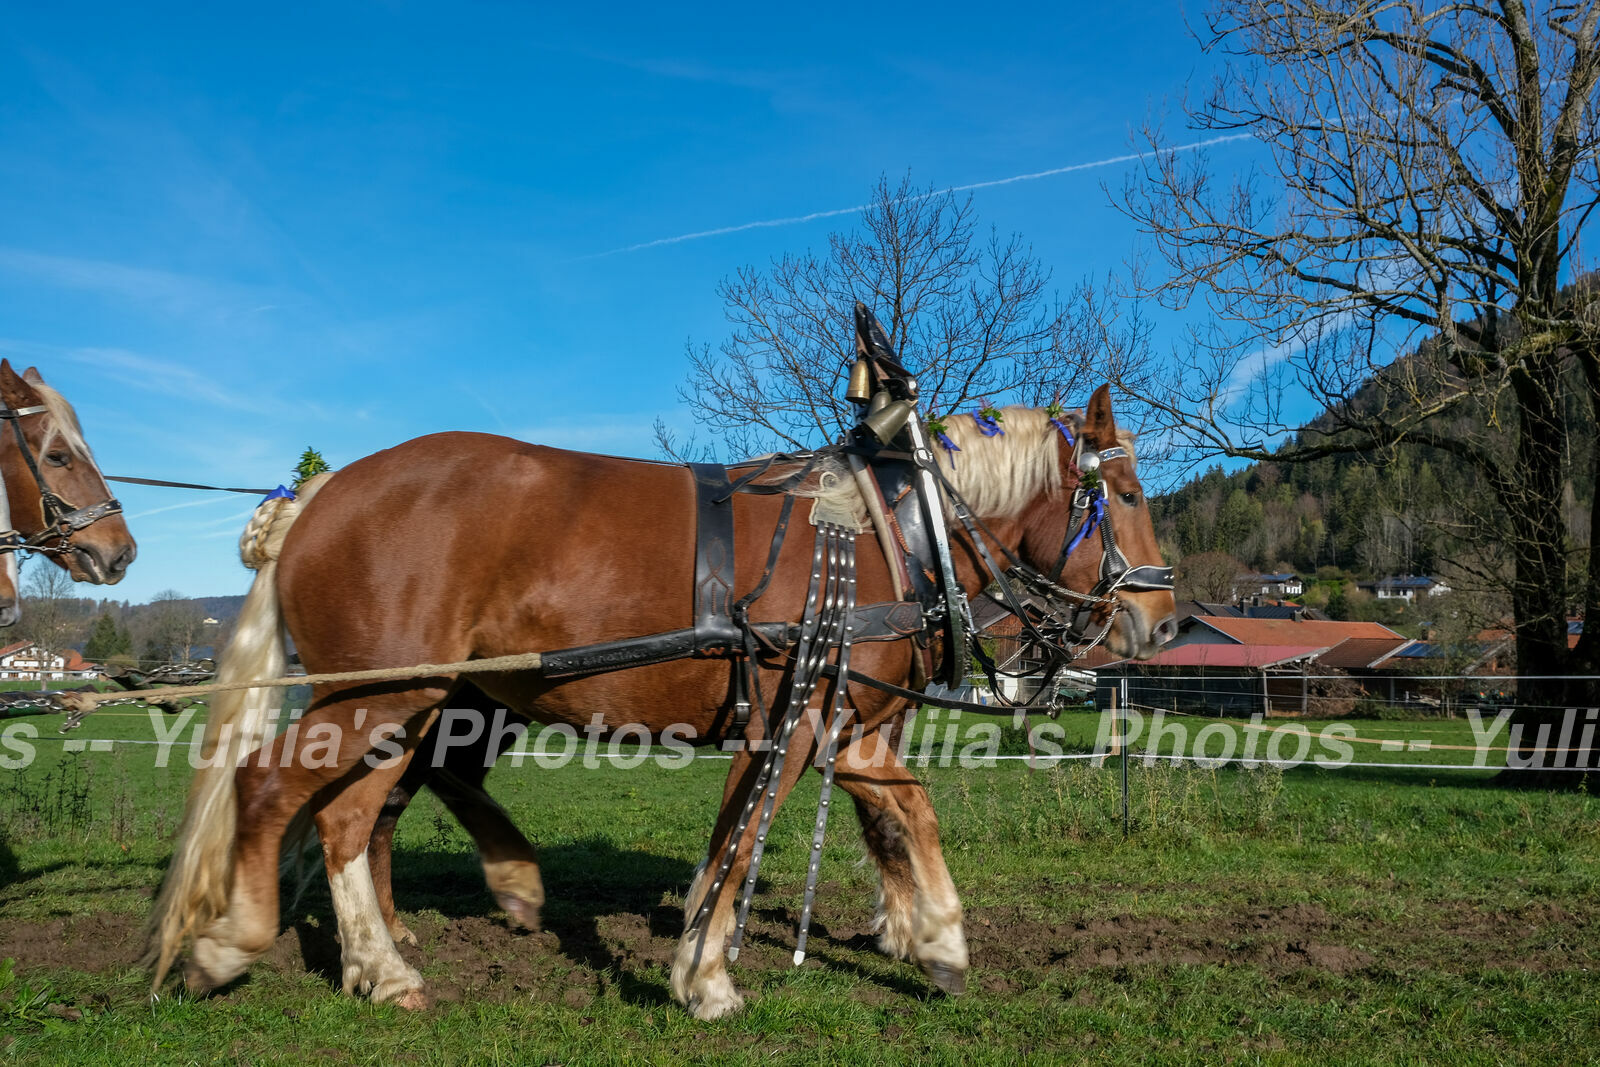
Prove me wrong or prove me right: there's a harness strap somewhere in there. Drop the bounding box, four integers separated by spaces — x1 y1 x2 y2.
690 463 740 651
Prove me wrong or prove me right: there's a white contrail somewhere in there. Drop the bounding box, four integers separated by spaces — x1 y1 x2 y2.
588 132 1255 258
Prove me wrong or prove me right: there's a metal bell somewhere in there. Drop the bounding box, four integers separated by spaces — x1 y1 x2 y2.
1077 449 1102 473
862 399 916 443
846 358 872 403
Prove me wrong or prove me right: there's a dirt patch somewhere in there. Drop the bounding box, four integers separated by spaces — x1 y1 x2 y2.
0 913 145 975
0 894 1589 1006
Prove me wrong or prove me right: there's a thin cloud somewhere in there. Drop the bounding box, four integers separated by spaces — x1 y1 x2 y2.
587 133 1255 258
0 339 274 415
127 496 245 521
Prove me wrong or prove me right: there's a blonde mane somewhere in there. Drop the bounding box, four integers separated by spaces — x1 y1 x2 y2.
756 403 1136 525
934 406 1068 519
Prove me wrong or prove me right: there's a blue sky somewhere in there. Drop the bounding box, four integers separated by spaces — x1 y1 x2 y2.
0 2 1244 603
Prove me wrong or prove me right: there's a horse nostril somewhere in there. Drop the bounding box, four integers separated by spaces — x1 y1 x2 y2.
1152 614 1178 646
109 543 136 576
0 601 18 627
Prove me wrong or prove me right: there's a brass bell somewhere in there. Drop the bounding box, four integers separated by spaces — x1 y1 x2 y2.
862 399 917 443
846 358 872 403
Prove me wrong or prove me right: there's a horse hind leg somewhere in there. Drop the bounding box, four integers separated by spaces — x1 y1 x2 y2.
184 690 443 997
429 764 545 931
369 777 420 944
309 704 447 1009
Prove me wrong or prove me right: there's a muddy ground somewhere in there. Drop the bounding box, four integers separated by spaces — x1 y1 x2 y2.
1 891 1586 1007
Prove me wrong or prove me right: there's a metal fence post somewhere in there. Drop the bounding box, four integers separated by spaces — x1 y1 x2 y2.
1120 676 1130 838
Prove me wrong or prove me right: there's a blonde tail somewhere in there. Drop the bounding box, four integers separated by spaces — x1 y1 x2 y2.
143 473 334 988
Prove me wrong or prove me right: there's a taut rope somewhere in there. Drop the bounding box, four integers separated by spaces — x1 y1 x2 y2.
55 651 547 730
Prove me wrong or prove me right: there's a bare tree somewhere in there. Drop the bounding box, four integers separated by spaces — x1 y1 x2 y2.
1114 0 1600 773
139 590 207 666
670 173 1093 458
1177 550 1249 602
18 561 86 665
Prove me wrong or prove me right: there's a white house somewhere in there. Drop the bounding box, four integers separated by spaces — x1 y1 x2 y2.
1236 572 1304 597
1361 575 1452 601
0 641 100 681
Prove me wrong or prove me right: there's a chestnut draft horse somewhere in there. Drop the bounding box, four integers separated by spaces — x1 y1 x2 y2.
0 361 136 595
145 384 1174 1019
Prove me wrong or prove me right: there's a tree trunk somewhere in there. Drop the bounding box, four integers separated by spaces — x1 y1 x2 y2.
1502 354 1600 784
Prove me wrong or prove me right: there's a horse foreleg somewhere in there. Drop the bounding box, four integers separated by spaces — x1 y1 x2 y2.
850 793 918 961
671 725 815 1021
835 728 968 995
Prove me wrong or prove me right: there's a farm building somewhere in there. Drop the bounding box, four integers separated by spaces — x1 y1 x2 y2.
1235 572 1304 597
1358 575 1453 600
0 641 100 682
1093 613 1409 716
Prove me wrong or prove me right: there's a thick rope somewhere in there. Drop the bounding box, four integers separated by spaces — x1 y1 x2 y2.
55 651 546 729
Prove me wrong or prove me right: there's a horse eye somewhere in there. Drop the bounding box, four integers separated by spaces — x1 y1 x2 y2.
45 450 70 468
1120 492 1139 507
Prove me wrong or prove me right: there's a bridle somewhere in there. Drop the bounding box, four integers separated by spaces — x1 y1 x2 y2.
1049 443 1175 595
0 403 124 555
924 426 1175 709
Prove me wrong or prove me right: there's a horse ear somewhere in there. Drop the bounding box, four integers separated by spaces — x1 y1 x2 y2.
1083 383 1117 446
21 367 42 385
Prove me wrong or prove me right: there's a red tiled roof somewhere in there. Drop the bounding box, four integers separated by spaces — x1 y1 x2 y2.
1315 636 1412 670
1101 644 1330 670
1192 616 1402 645
0 640 31 658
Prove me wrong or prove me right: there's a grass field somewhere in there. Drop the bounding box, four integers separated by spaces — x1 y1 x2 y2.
2 705 1598 1064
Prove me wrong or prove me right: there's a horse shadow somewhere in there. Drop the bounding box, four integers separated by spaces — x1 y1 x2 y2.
287 838 929 1004
290 835 696 1005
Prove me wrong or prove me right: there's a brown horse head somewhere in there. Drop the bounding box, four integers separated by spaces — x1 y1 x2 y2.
0 361 137 584
963 385 1175 660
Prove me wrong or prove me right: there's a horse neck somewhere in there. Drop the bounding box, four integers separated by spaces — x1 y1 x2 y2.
948 513 1024 597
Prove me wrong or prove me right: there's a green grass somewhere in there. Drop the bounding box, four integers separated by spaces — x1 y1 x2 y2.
2 705 1597 1064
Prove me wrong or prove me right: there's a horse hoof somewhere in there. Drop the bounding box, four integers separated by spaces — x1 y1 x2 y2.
921 959 967 996
391 987 431 1012
687 986 745 1021
496 892 543 932
185 937 254 993
181 958 218 995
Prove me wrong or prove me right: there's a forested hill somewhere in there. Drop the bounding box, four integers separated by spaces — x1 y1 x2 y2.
1152 435 1486 581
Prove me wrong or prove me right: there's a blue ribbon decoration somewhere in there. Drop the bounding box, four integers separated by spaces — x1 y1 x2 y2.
1063 489 1105 558
936 432 962 465
1048 416 1075 446
261 484 296 504
972 409 1004 437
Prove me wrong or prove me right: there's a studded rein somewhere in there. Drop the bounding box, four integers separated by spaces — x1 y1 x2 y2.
0 404 124 555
